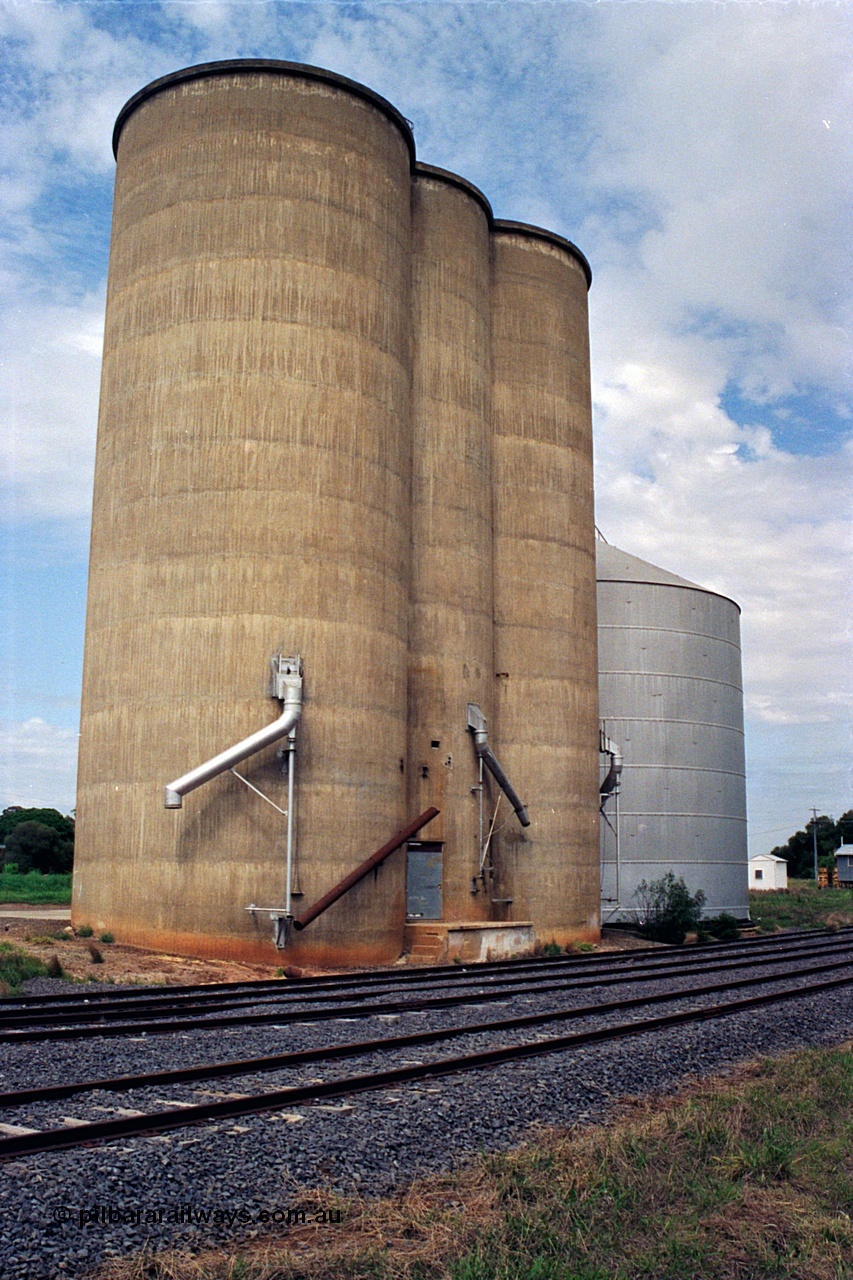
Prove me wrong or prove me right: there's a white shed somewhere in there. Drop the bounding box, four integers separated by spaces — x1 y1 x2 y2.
749 854 788 891
834 842 853 885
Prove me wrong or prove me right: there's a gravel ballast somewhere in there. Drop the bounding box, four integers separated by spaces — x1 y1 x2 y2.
2 951 853 1278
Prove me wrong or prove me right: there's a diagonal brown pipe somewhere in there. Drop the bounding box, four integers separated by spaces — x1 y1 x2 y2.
292 807 440 932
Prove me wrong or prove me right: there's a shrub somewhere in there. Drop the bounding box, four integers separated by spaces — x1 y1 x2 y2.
77 925 93 937
99 932 114 944
704 912 740 941
634 872 706 945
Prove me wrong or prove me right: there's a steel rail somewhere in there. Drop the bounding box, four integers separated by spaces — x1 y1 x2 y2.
2 952 852 1110
3 925 847 1011
4 926 849 1022
2 933 847 1029
2 968 852 1161
4 936 852 1040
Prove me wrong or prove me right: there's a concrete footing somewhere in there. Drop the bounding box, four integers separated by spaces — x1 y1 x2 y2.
403 920 535 965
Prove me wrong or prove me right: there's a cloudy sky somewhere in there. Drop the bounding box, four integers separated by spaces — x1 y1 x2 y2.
1 0 850 856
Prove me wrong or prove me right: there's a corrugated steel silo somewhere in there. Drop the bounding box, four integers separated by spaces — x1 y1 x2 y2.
596 542 749 920
407 165 494 921
490 225 600 943
73 62 415 966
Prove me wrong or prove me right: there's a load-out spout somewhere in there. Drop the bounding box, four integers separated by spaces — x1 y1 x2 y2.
599 728 623 799
466 703 530 827
164 654 302 809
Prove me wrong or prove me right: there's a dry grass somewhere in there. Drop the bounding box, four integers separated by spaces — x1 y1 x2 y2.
90 1042 853 1280
750 882 853 933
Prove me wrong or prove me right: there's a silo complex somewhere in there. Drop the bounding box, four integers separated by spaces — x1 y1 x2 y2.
596 542 749 921
73 60 601 966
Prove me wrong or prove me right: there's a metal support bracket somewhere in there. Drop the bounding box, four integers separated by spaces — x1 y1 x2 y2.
230 768 288 816
245 904 294 950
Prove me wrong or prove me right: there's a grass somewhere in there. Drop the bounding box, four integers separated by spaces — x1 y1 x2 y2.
93 1041 853 1280
750 880 853 933
0 868 72 905
0 941 47 992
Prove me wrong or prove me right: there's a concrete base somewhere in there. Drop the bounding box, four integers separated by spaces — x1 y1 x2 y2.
404 920 535 965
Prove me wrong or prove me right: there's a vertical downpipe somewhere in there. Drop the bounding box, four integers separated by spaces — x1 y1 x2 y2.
285 728 296 918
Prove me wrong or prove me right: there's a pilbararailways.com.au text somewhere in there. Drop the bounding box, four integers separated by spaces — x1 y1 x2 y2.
53 1205 343 1229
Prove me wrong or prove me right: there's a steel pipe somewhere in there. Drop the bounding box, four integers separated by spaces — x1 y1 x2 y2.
292 807 440 931
165 668 302 809
466 704 530 826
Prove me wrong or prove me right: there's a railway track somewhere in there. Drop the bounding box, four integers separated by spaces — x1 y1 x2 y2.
3 923 847 1015
2 930 853 1161
1 929 851 1040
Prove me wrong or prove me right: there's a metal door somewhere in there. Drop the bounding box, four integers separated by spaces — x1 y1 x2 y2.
406 842 443 920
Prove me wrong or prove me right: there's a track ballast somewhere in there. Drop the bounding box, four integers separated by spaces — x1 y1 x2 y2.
3 929 853 1280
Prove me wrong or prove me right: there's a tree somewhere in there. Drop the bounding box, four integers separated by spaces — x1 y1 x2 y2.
0 806 74 843
1 808 74 874
770 810 853 880
4 822 73 874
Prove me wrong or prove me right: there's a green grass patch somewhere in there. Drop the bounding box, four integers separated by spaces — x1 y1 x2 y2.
0 868 72 905
94 1042 853 1280
0 941 47 992
750 879 853 932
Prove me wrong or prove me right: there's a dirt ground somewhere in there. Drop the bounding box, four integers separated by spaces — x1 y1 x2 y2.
0 906 661 988
0 907 281 986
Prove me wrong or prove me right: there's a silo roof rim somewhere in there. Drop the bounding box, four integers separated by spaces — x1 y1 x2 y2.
112 58 417 164
413 162 494 223
112 63 593 292
493 219 592 290
596 541 741 613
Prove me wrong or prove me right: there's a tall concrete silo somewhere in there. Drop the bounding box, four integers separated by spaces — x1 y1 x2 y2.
74 62 415 966
490 226 600 944
406 165 495 923
596 541 749 920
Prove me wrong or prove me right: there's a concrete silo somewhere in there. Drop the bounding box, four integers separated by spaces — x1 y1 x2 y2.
596 541 749 921
74 62 415 967
490 226 600 944
73 59 602 966
406 165 495 927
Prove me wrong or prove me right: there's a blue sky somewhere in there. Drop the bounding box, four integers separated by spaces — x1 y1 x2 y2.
1 0 850 856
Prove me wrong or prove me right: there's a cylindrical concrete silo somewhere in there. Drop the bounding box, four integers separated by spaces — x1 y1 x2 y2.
406 164 495 924
489 224 600 944
73 61 415 966
596 542 749 920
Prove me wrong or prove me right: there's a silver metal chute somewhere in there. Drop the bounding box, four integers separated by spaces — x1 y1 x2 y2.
599 729 623 799
164 654 303 809
466 703 530 827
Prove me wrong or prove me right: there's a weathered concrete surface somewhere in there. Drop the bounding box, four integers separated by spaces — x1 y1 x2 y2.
74 62 601 966
490 226 601 946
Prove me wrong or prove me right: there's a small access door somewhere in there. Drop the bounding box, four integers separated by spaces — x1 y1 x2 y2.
406 842 443 920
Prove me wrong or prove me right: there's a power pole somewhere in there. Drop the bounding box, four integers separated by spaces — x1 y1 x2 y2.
812 807 819 883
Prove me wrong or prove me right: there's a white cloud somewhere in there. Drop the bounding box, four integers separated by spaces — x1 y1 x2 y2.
575 4 852 405
0 718 78 814
0 288 104 524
